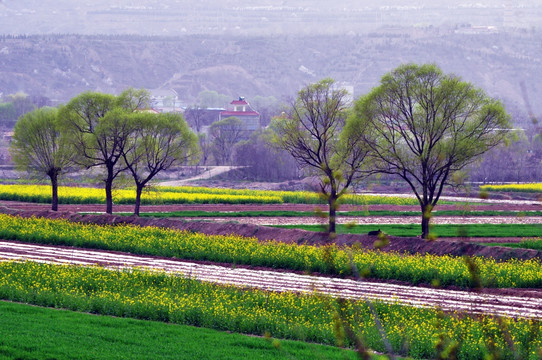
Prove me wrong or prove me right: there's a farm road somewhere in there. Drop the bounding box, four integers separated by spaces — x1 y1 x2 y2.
1 240 541 320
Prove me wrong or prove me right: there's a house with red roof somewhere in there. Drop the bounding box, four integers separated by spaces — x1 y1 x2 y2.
219 97 260 138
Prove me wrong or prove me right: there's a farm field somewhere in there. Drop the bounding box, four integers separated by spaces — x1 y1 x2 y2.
0 184 541 358
0 301 363 360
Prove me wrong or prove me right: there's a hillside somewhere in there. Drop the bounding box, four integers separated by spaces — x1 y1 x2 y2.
0 28 541 123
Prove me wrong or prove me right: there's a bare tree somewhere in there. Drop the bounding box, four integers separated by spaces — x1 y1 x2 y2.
184 105 206 133
350 64 511 238
209 116 244 165
272 78 373 235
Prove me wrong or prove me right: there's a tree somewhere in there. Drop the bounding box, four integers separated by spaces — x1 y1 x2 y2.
350 64 511 238
184 105 206 133
235 129 300 182
122 112 199 215
198 133 212 167
272 78 373 235
7 92 35 120
0 102 16 126
198 90 230 108
10 107 74 211
209 117 244 165
116 88 151 112
58 92 129 214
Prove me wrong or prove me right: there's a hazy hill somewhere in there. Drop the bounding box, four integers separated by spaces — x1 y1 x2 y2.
0 28 540 124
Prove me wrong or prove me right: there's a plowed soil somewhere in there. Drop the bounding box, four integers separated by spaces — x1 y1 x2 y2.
1 202 541 262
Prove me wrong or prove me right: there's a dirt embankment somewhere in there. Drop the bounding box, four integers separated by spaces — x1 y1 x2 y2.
2 206 541 262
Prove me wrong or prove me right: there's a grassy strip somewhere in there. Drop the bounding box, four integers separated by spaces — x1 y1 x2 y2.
484 238 542 251
0 300 363 360
275 224 542 238
1 261 541 359
2 214 542 288
119 210 542 218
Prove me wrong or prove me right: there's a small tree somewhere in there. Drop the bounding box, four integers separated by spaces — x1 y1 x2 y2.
10 107 74 211
209 116 244 165
184 105 206 133
350 64 511 238
122 112 199 215
272 78 373 235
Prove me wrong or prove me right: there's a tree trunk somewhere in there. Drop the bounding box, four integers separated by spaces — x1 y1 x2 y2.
105 178 113 214
421 203 431 239
49 171 58 212
134 184 144 216
328 192 338 236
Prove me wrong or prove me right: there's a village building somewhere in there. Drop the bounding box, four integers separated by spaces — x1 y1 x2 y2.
219 97 261 138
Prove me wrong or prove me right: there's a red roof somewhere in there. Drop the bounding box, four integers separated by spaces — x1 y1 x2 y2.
231 100 249 105
220 111 259 117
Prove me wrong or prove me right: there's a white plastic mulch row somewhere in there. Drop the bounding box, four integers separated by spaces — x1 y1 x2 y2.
0 241 541 320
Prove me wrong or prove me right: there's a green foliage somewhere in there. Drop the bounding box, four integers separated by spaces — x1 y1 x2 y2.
349 63 512 238
0 102 16 123
9 107 73 176
198 90 231 108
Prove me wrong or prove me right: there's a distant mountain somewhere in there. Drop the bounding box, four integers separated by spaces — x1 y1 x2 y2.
1 0 541 36
0 28 540 124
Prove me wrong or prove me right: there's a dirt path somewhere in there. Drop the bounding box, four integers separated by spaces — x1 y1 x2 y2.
1 240 541 319
158 166 245 186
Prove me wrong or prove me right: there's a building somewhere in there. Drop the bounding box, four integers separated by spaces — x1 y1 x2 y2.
219 97 261 138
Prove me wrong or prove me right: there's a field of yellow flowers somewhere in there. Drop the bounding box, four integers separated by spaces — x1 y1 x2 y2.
0 184 419 205
480 183 542 193
0 260 540 359
2 214 542 289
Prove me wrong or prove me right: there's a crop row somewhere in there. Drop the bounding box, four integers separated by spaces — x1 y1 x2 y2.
156 185 420 205
1 214 541 289
0 184 420 205
480 183 542 193
0 185 281 205
0 261 540 359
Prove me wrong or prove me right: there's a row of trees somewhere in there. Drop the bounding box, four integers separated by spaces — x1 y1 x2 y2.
10 63 512 238
273 64 511 238
0 92 51 128
10 89 199 215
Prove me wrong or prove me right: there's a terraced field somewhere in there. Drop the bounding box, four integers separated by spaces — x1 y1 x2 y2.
1 184 542 358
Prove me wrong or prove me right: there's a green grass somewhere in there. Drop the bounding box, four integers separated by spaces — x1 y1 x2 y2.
274 223 542 238
483 238 542 251
1 262 541 359
116 210 542 218
0 300 363 360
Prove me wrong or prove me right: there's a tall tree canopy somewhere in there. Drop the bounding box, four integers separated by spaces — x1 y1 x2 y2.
122 112 199 215
58 89 150 214
272 78 372 235
10 107 74 211
349 64 511 238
